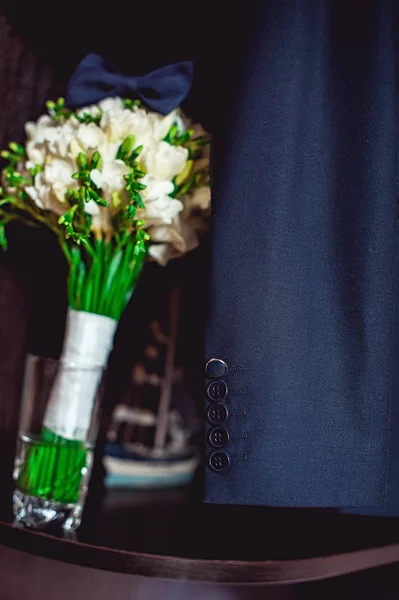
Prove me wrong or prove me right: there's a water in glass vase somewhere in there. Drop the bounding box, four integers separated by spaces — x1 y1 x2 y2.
12 354 105 532
13 431 94 532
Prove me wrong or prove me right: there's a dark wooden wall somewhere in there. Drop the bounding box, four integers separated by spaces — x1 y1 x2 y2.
0 13 58 520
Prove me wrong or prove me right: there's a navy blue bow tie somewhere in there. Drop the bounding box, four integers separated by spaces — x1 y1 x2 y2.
66 53 194 115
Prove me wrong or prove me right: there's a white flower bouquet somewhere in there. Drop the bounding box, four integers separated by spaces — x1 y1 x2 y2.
1 92 210 527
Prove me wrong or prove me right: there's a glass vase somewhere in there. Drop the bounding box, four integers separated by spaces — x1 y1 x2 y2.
13 354 105 532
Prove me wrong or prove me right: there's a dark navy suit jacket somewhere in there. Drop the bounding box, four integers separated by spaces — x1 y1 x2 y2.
203 0 399 510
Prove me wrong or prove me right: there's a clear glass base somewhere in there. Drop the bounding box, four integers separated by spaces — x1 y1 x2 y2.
13 489 83 532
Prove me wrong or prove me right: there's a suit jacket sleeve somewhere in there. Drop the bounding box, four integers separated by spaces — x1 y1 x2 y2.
203 0 399 508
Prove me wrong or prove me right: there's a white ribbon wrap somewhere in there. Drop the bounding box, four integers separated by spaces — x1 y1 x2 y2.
43 309 118 441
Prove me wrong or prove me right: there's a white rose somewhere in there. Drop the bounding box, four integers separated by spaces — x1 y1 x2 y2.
25 116 80 162
100 98 126 141
98 140 120 163
25 115 53 143
99 97 124 118
136 174 182 225
52 182 69 202
104 108 154 146
148 110 179 142
46 121 79 157
69 138 86 160
102 115 123 143
76 104 102 120
25 115 55 165
25 173 67 215
137 195 183 226
77 123 106 150
141 141 188 181
90 159 129 200
43 158 75 185
25 185 45 209
140 175 174 200
148 213 202 266
26 141 45 165
40 158 76 204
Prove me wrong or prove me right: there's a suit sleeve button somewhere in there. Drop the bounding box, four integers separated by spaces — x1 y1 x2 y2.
208 427 229 448
206 380 228 401
208 451 230 472
207 404 228 425
205 358 228 378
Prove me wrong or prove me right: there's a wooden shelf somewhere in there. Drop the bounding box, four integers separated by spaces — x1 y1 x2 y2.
2 487 399 584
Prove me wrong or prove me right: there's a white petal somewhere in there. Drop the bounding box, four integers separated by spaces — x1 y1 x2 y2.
100 160 130 195
26 141 45 165
149 224 183 246
52 182 68 202
44 128 58 143
43 159 75 185
34 115 54 143
90 169 103 189
148 243 173 266
77 123 105 149
138 196 183 225
25 186 44 209
184 186 211 212
147 216 199 265
98 140 119 162
25 122 36 140
39 119 78 157
76 104 101 119
142 141 188 181
174 112 186 134
36 114 53 128
99 97 124 116
118 109 154 147
69 138 85 159
140 175 174 200
27 182 67 216
85 199 100 215
149 111 177 141
146 208 204 265
103 116 123 143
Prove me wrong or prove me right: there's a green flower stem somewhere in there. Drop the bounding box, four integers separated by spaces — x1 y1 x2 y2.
16 201 59 236
17 238 147 506
68 238 146 319
104 244 132 317
98 249 124 315
91 238 104 314
111 243 145 319
18 428 87 504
